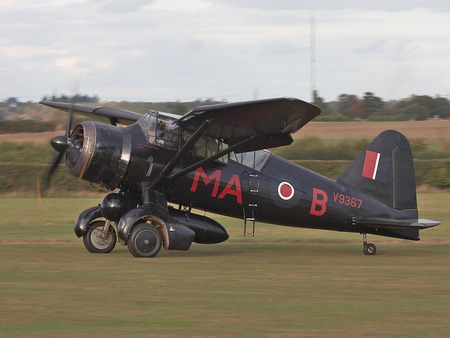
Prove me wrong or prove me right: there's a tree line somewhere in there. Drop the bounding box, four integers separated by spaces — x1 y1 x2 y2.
2 92 450 122
313 91 450 121
39 94 100 103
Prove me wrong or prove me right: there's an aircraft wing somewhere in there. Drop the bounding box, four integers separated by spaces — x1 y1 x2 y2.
176 97 320 152
40 101 144 125
42 98 321 152
356 218 440 230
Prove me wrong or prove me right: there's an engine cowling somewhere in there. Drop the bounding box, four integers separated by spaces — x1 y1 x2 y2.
66 121 131 190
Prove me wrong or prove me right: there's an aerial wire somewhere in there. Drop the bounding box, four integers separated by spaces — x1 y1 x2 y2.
310 10 316 103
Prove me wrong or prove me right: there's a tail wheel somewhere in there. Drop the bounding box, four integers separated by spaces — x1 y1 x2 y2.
83 220 117 253
363 243 377 255
362 233 377 255
127 223 162 258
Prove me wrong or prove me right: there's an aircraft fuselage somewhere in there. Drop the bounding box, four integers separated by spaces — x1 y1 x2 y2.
169 150 419 241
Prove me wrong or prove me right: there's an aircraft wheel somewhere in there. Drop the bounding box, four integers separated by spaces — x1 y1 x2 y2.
363 243 377 255
127 223 162 258
83 221 117 253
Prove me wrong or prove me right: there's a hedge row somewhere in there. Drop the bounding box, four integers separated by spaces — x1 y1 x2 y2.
1 160 449 196
0 120 58 133
273 137 447 160
0 164 105 197
294 159 450 188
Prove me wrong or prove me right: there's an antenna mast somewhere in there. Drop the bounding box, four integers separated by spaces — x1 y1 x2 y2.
310 11 316 102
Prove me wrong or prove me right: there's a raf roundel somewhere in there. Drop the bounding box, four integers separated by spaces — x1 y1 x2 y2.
278 182 294 200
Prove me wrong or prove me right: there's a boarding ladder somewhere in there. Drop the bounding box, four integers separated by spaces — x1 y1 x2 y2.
243 173 259 236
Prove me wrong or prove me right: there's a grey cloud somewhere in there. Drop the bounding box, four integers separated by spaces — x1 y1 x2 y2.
354 39 388 54
97 0 155 13
210 0 450 12
184 40 205 53
261 42 307 55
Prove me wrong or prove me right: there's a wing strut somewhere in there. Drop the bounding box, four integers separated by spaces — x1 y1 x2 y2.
168 134 259 181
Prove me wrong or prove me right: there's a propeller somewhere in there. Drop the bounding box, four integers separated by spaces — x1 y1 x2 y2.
40 94 77 191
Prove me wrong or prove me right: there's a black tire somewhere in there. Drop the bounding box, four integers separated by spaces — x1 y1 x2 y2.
83 221 117 253
127 223 162 258
363 243 377 255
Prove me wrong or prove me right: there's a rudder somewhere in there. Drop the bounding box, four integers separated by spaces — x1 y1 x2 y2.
337 130 417 210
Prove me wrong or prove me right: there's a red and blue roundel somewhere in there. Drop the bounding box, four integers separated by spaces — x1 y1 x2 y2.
271 176 300 209
278 182 294 200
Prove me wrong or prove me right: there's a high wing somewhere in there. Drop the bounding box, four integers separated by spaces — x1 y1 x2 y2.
40 101 143 125
41 97 321 152
40 101 183 125
176 97 320 153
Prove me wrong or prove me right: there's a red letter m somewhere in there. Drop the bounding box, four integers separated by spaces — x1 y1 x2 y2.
190 167 221 197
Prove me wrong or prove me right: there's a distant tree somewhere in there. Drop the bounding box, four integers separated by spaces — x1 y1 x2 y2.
393 95 434 120
399 102 428 120
335 94 359 120
40 94 99 103
350 100 364 119
367 105 409 121
393 95 449 119
337 94 358 113
428 96 450 119
6 97 18 104
362 92 384 119
312 90 331 116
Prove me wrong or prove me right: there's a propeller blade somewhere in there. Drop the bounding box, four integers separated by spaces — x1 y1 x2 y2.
43 152 64 186
42 89 78 196
48 152 65 177
65 95 76 137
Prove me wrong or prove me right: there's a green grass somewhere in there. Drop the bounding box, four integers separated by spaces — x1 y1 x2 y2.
0 142 53 164
0 195 449 337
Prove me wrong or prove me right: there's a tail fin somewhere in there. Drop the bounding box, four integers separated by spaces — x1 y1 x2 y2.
337 130 417 210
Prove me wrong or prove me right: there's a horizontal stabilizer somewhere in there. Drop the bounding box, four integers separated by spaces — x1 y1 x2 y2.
356 218 440 230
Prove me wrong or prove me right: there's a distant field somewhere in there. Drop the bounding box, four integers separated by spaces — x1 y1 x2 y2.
0 195 449 337
295 120 450 141
0 130 60 145
1 120 449 145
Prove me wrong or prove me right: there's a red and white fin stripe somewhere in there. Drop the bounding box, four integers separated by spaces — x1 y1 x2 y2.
362 150 380 180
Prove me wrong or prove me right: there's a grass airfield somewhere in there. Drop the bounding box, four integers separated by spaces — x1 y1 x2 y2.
0 195 449 337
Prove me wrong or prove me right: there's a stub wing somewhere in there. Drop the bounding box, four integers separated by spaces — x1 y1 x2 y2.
176 97 320 152
356 217 440 231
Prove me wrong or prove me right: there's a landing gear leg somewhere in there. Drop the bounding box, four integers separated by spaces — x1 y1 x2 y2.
83 220 117 253
362 233 377 255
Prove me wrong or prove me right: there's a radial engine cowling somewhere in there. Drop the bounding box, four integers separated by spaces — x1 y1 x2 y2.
66 121 131 190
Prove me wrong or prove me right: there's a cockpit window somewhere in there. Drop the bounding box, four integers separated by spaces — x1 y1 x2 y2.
156 118 179 150
182 131 229 163
233 149 270 171
137 112 158 144
138 112 228 161
138 112 180 150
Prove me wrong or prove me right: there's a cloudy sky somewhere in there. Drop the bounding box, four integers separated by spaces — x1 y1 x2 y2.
1 0 449 103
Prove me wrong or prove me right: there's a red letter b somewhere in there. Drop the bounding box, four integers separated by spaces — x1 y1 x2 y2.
310 188 328 216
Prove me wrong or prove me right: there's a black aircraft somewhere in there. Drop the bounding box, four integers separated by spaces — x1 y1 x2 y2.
41 97 439 257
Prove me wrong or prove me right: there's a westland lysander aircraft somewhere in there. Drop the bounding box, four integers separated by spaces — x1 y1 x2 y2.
41 97 439 257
